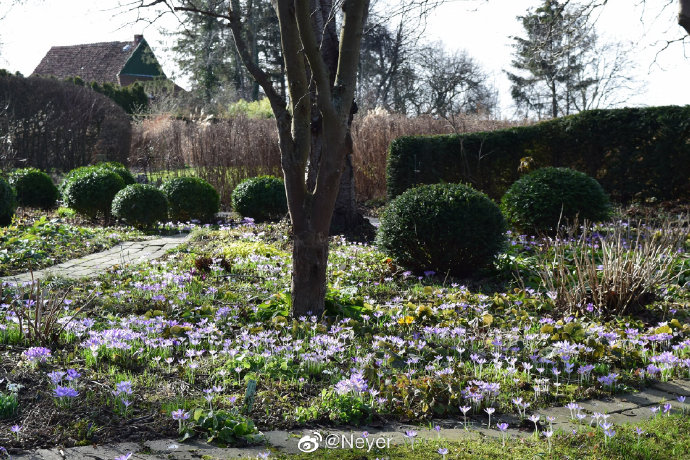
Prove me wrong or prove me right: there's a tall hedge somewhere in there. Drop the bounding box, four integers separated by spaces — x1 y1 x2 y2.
386 106 690 202
0 73 131 172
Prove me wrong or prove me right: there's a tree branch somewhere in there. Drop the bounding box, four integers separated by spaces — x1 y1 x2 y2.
294 0 336 121
333 0 369 117
273 0 312 228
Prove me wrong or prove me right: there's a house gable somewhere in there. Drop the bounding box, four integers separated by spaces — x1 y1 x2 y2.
32 35 168 87
120 39 166 80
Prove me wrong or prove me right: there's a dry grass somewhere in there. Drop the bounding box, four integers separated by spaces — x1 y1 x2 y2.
130 115 281 206
351 108 518 202
535 218 688 317
130 110 518 206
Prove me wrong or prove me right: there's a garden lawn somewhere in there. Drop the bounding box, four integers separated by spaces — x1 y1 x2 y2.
270 414 690 460
0 212 688 453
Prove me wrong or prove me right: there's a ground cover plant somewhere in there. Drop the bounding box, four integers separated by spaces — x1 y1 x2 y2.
0 205 686 456
0 213 143 276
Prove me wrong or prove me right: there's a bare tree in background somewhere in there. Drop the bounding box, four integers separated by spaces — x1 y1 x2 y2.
414 44 497 119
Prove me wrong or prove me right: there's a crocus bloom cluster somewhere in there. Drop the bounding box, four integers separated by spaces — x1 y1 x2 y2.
334 371 369 395
22 347 51 363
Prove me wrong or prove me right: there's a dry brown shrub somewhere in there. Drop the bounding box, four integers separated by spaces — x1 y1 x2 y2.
130 115 281 206
130 109 518 207
351 109 519 202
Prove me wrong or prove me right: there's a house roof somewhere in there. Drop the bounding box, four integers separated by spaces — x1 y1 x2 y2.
32 36 165 85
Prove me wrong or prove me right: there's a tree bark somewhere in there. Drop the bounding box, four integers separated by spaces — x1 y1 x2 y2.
291 229 329 317
681 0 690 34
329 110 370 235
303 0 367 236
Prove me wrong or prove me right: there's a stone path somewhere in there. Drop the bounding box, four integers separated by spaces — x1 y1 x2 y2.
13 379 690 459
2 233 191 283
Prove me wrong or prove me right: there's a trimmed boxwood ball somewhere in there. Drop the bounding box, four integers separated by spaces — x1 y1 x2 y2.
376 183 506 277
0 178 17 226
112 184 168 228
62 169 125 219
9 168 58 209
59 163 134 195
161 177 220 222
97 162 136 186
232 175 287 222
501 167 611 234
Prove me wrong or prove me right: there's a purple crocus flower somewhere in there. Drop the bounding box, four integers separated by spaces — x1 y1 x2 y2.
54 386 79 398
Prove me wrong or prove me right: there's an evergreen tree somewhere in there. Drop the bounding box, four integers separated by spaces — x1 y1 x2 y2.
171 0 283 108
172 0 239 105
506 0 593 119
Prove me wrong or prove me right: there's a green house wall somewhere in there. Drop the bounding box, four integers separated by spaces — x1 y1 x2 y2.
120 40 165 78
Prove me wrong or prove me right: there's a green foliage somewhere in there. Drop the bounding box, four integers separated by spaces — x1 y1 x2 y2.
376 183 506 277
60 163 134 196
0 388 18 419
96 162 136 185
506 0 596 118
161 177 220 222
227 99 275 119
66 77 148 114
62 169 125 219
60 166 96 195
170 0 274 109
112 184 168 228
295 390 372 425
386 106 690 202
501 167 611 233
188 408 260 445
231 175 287 221
322 390 372 424
0 216 142 276
0 178 17 226
8 168 58 209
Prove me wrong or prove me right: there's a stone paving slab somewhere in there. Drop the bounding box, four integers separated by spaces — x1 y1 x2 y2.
652 380 690 396
1 233 190 284
576 397 639 414
618 388 673 407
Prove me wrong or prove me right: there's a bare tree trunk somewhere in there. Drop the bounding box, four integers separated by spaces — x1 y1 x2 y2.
291 229 329 317
681 0 690 34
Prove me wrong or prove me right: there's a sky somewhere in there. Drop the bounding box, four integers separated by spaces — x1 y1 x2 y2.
0 0 688 118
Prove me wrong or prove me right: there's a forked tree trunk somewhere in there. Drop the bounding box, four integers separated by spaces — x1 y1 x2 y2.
224 0 369 318
681 0 690 34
